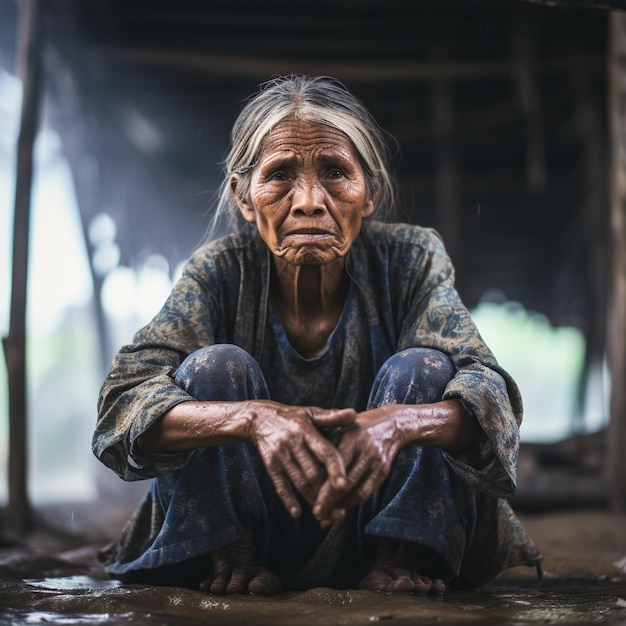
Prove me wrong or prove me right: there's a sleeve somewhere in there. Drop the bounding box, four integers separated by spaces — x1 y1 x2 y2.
396 229 523 499
93 260 219 481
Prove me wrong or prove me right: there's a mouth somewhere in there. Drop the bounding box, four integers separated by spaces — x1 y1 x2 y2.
285 227 333 236
281 228 336 243
276 229 339 256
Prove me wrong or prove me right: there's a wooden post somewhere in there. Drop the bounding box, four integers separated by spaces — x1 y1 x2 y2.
607 11 626 513
2 0 42 534
512 3 546 195
430 45 461 278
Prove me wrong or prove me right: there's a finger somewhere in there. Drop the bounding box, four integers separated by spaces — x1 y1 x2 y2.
282 448 320 507
302 428 349 490
309 433 360 521
309 407 357 430
314 455 387 520
312 476 347 523
344 464 387 509
267 466 302 518
290 446 326 503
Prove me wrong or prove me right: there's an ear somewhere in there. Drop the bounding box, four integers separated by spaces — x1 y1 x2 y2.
361 186 378 218
230 176 256 223
362 197 375 218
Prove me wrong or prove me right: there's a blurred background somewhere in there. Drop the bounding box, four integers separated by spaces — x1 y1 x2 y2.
0 0 623 530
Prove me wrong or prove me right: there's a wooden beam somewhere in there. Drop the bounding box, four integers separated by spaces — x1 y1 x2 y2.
96 47 605 83
607 12 626 513
2 0 42 535
526 0 626 10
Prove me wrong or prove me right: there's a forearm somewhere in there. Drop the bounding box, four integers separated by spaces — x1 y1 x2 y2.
384 399 485 451
136 400 255 453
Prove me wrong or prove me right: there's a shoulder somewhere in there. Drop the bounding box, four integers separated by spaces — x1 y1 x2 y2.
362 221 441 247
190 227 262 261
183 228 266 278
359 221 449 264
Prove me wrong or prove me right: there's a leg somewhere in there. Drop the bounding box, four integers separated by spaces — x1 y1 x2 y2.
358 348 470 594
178 345 284 594
108 345 282 594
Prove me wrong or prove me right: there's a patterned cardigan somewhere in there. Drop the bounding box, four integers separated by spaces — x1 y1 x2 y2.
94 220 541 585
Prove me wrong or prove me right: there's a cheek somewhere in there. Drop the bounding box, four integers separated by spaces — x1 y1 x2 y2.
338 207 365 235
254 213 281 246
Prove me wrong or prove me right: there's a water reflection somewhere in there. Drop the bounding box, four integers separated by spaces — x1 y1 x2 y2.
24 575 123 590
5 577 626 626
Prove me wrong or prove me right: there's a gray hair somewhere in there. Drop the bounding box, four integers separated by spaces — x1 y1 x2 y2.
207 74 398 238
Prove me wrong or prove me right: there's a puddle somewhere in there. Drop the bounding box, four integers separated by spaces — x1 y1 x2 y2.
3 576 626 625
0 610 205 625
0 611 130 625
23 576 123 591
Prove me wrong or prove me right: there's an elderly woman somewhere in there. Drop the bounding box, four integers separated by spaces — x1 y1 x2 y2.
94 74 541 595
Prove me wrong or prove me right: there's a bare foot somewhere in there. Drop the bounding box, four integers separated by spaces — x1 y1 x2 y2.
358 537 447 594
199 533 282 595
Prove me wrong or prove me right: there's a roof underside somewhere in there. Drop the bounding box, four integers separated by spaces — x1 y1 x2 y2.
0 0 612 335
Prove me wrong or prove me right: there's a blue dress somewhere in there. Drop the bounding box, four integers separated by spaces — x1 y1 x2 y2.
94 221 542 588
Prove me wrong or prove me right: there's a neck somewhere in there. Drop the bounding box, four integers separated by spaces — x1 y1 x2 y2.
270 257 348 322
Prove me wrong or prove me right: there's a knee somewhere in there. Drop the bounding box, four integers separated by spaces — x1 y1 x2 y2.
391 348 454 381
370 348 454 406
177 344 255 378
175 344 268 401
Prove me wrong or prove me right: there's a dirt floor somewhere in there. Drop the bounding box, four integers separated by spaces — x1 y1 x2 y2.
0 503 625 625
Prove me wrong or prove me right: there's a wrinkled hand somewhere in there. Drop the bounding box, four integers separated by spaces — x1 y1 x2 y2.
246 400 356 519
313 407 404 525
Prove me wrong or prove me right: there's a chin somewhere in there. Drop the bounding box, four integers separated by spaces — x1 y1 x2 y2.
284 249 341 266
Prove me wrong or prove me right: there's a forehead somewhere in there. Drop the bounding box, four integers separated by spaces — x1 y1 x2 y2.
260 118 357 160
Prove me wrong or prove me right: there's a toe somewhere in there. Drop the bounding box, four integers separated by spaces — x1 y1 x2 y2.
358 569 392 591
248 570 283 595
200 575 228 594
386 568 415 592
430 578 447 594
412 574 433 594
225 567 250 594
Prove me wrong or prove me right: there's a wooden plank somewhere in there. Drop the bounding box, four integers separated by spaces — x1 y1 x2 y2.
607 12 626 513
2 0 42 535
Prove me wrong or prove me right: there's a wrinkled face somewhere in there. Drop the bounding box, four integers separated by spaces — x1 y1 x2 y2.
233 118 374 266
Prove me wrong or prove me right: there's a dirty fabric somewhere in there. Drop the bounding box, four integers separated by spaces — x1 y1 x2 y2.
106 345 476 588
94 221 542 587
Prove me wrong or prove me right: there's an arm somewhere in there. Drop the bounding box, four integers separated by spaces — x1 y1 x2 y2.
137 399 357 519
307 226 522 525
94 250 221 481
312 399 485 524
394 228 523 496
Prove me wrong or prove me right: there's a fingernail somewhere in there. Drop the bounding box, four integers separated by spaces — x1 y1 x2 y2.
335 476 346 489
290 506 300 518
313 505 321 517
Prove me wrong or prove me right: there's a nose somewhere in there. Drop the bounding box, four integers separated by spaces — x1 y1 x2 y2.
290 179 326 217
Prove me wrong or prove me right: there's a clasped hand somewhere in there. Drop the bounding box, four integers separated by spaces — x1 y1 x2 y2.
247 400 404 526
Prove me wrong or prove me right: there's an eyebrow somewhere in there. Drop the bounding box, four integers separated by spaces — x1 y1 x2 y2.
259 145 355 173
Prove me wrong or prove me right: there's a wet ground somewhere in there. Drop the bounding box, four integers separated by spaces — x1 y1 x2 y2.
2 576 626 625
0 506 625 625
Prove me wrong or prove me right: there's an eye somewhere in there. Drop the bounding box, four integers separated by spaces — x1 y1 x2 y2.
267 170 290 182
327 169 345 180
